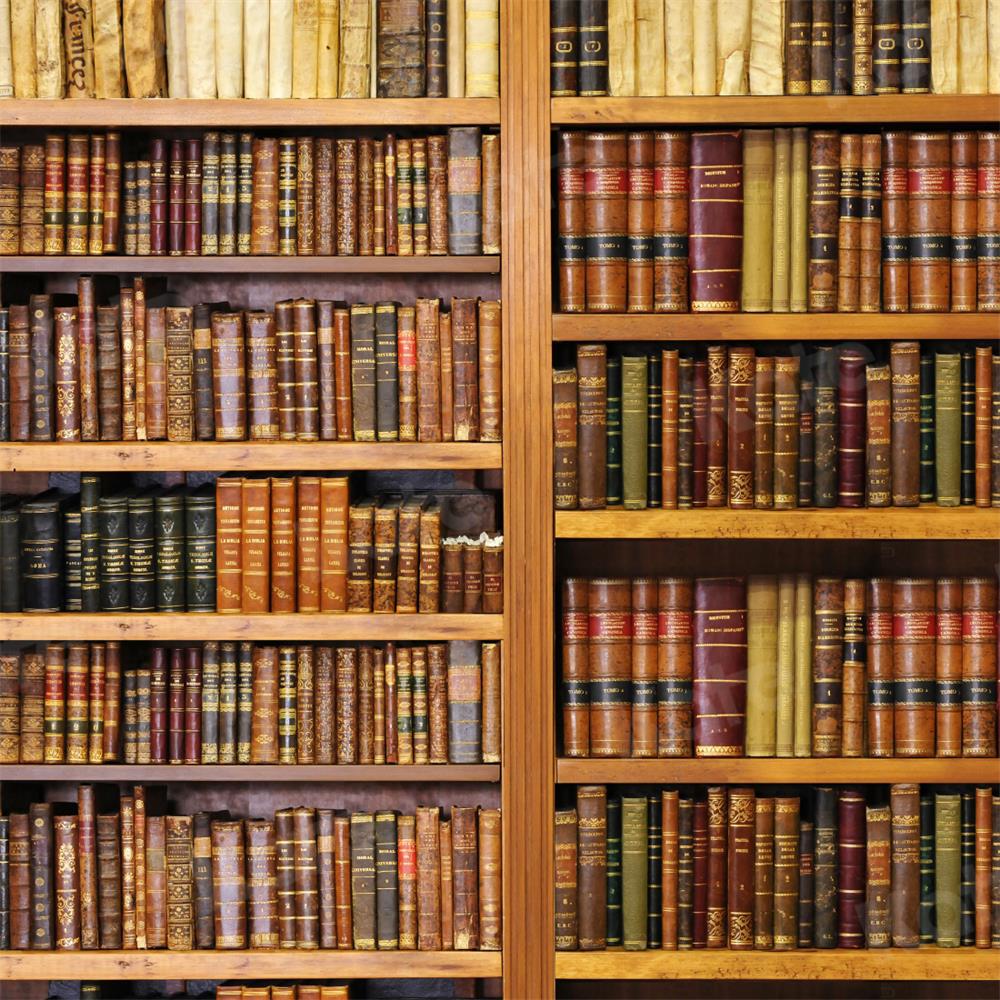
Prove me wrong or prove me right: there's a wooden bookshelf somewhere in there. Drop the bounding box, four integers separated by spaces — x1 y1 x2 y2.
0 950 502 981
551 312 1000 341
0 613 503 642
0 441 503 472
555 508 1000 540
554 950 1000 981
556 759 1000 785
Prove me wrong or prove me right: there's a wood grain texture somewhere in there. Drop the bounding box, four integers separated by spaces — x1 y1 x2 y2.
0 441 502 472
555 509 1000 540
0 613 503 641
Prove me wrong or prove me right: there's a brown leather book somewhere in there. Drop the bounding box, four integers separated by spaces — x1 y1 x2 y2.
807 130 840 312
662 349 680 509
268 478 296 613
292 807 319 948
975 786 992 946
451 297 480 440
329 305 353 439
655 576 693 757
979 132 1000 311
890 341 920 505
246 311 279 440
555 808 578 950
752 356 774 509
562 577 590 756
907 131 951 311
752 796 774 950
65 134 90 255
28 294 54 441
558 131 587 312
626 131 654 311
43 134 66 255
296 137 315 255
772 356 800 510
210 312 246 441
892 577 936 756
315 137 336 256
478 807 502 950
65 642 89 762
8 813 30 949
316 300 337 439
481 641 501 763
384 134 399 255
706 786 727 948
482 536 503 615
865 363 891 505
357 645 376 763
975 347 992 507
119 795 136 948
413 297 442 441
336 647 358 764
7 305 31 442
295 646 316 762
316 809 336 947
250 646 278 764
165 814 194 950
18 651 44 763
481 133 501 256
336 138 358 255
164 306 194 441
962 576 998 757
881 130 909 311
584 131 628 313
295 476 321 613
215 477 243 613
43 643 65 763
451 806 480 949
859 133 882 311
554 367 579 509
411 137 428 256
75 277 99 441
209 819 246 949
890 783 920 946
841 578 867 757
250 137 278 255
53 305 80 442
314 646 336 765
245 818 278 948
785 0 812 93
439 310 454 441
727 347 754 509
935 577 963 756
240 477 270 612
274 300 297 439
53 814 80 950
438 817 454 947
88 135 106 255
320 476 349 612
951 131 978 311
577 343 608 508
414 806 441 949
706 345 727 507
652 131 690 313
0 146 18 254
96 810 122 948
417 502 441 613
357 139 376 256
727 788 755 949
377 0 426 95
576 785 607 949
811 577 845 757
292 299 320 440
588 577 632 757
95 304 121 441
426 642 448 763
140 812 165 949
836 133 862 311
19 144 45 255
428 134 449 255
629 577 657 757
271 808 295 948
769 796 799 951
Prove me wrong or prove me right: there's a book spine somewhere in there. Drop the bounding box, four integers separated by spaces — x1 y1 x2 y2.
920 352 935 502
951 131 979 311
297 136 315 256
881 130 909 311
907 131 951 311
962 576 998 756
166 139 185 253
891 341 921 506
812 577 845 757
706 346 727 507
584 131 628 312
893 577 936 756
873 0 902 92
557 132 587 312
935 577 963 756
277 137 297 255
859 133 882 310
900 0 930 92
837 788 865 948
752 358 775 509
867 803 892 946
588 577 632 757
978 132 1000 311
250 137 278 255
726 347 754 509
891 782 920 946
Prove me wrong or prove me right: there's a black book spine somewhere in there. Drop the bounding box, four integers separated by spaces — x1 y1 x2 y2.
606 355 623 507
350 813 376 949
218 133 238 256
960 790 975 945
919 792 935 944
426 0 448 97
21 495 64 612
218 641 238 764
813 787 838 948
798 821 815 947
900 0 930 93
647 792 662 948
62 509 82 612
201 132 221 255
192 303 216 442
606 794 622 947
375 303 400 442
128 494 156 612
237 133 254 256
98 495 129 612
237 642 254 764
551 0 579 96
797 379 816 507
0 308 8 441
919 352 935 503
155 492 186 612
813 346 838 508
647 352 662 508
192 811 215 949
0 502 18 612
677 357 694 508
872 0 901 94
374 811 399 949
832 0 853 94
960 351 975 505
80 475 101 612
184 490 216 612
577 0 608 96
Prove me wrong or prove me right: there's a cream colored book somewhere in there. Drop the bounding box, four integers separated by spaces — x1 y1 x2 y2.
789 126 809 313
369 0 377 96
749 0 783 94
989 0 1000 91
465 0 498 97
269 0 294 97
63 0 96 98
122 0 167 97
0 0 11 97
447 0 465 95
316 0 339 97
10 0 37 98
931 0 959 94
792 573 813 757
635 0 665 95
293 0 319 97
608 0 637 95
774 575 796 757
184 0 217 97
745 576 779 756
665 0 693 95
692 0 717 94
958 0 988 93
243 0 270 98
217 0 244 97
338 0 370 96
34 0 65 99
741 129 775 311
163 0 186 96
771 127 792 312
717 0 750 95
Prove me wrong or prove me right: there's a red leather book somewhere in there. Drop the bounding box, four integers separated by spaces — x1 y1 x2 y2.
706 346 727 508
837 350 865 506
934 576 962 757
657 576 693 757
183 138 202 256
977 132 1000 311
706 786 727 948
168 139 185 255
692 359 708 506
881 130 909 312
184 646 202 764
837 788 866 948
53 305 80 441
168 647 185 763
689 131 743 312
558 132 587 312
102 132 122 253
65 134 89 255
576 785 607 950
692 577 747 756
950 131 978 311
88 135 106 256
726 347 754 509
149 646 167 764
892 577 936 757
149 138 167 255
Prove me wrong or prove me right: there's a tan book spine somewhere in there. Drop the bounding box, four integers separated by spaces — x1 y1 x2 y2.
164 0 187 97
665 0 693 95
447 0 464 95
717 0 751 95
0 1 11 96
635 0 665 95
958 0 988 93
692 0 718 94
10 0 36 97
93 0 126 98
464 0 497 96
608 0 637 96
771 128 792 311
269 0 294 97
990 0 1000 92
293 0 320 97
741 129 775 311
35 0 64 98
64 0 96 98
216 0 244 97
184 0 217 97
789 127 810 312
122 0 166 97
338 0 371 96
317 0 340 97
932 0 959 93
242 0 269 98
749 0 784 94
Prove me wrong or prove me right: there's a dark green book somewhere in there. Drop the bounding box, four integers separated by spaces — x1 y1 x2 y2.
621 796 648 950
606 355 622 506
934 353 961 506
62 509 82 612
154 488 186 612
813 787 838 948
79 475 101 611
934 792 961 947
0 496 20 612
374 810 399 950
606 794 622 947
813 346 838 508
621 354 648 510
236 642 254 764
677 797 693 949
647 353 662 508
646 792 662 948
184 486 216 612
98 492 130 612
350 812 377 950
960 351 975 505
375 303 399 442
960 790 975 944
919 793 935 943
20 490 65 612
127 492 156 612
919 352 935 502
277 646 297 764
349 304 377 442
218 642 238 764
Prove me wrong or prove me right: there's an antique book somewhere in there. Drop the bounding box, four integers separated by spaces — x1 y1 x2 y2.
866 803 892 946
882 130 910 310
339 0 372 96
907 132 952 311
727 787 755 950
958 0 988 92
873 0 902 92
951 132 979 311
741 130 774 311
893 577 936 756
744 576 778 756
891 341 921 505
772 797 799 950
577 785 607 949
785 0 811 93
891 783 920 946
962 577 998 756
807 131 839 312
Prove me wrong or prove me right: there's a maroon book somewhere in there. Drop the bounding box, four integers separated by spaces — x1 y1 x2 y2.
837 350 866 507
692 577 747 756
149 138 167 256
149 646 167 764
837 787 866 948
168 647 185 763
184 139 202 256
692 799 708 948
168 139 185 255
183 646 202 764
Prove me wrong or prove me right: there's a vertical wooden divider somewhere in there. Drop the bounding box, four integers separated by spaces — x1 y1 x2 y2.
501 1 555 997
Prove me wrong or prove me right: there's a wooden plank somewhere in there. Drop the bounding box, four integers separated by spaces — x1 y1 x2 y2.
554 949 1000 981
3 764 500 783
0 950 502 981
556 758 1000 785
552 95 1000 125
0 613 504 642
555 508 1000 540
1 255 501 274
551 312 1000 341
2 98 501 127
0 441 503 472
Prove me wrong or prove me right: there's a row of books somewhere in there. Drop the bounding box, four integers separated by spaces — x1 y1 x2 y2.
559 575 998 759
556 784 999 951
0 640 501 767
553 342 1000 510
556 128 1000 314
1 788 503 951
0 285 503 444
0 127 500 257
550 0 1000 97
1 479 504 615
216 989 348 1000
1 0 500 99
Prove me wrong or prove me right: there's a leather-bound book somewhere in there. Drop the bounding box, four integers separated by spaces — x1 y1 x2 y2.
349 303 377 440
154 489 185 612
411 646 430 763
144 307 169 440
961 790 975 945
164 306 194 441
53 306 80 441
183 646 202 764
7 306 30 442
975 347 993 506
316 300 337 439
215 477 243 613
750 356 775 509
181 138 201 256
192 812 215 949
292 807 319 948
607 354 624 505
119 795 135 948
587 577 632 756
210 819 246 949
297 137 315 256
626 131 654 311
555 809 579 950
622 354 648 508
245 818 278 949
907 132 951 311
237 642 254 763
95 304 122 441
250 137 279 255
621 796 648 951
797 820 815 946
745 576 778 757
168 649 185 763
974 786 992 946
840 579 866 757
314 138 335 256
865 363 891 505
785 0 811 93
277 646 298 764
148 646 167 763
606 794 621 946
950 131 978 310
554 368 579 508
835 350 865 506
426 134 447 256
881 131 909 311
450 806 479 949
191 302 215 441
558 132 587 312
831 0 853 92
858 133 882 310
246 311 278 440
27 294 53 441
417 501 441 614
772 356 800 510
251 646 279 763
727 347 754 508
900 0 930 91
662 350 680 508
8 813 30 950
65 135 90 255
273 300 297 440
148 139 167 256
376 0 425 95
293 299 320 440
962 576 998 756
890 341 921 505
18 651 44 763
165 815 194 950
185 489 214 607
655 576 692 756
314 646 335 765
890 783 920 946
42 134 66 255
689 131 743 312
872 0 901 91
200 642 221 763
240 477 270 613
706 345 727 507
277 137 297 255
101 644 121 762
676 797 694 949
918 794 935 939
978 132 1000 311
0 147 17 254
268 479 296 614
961 350 976 504
218 644 239 762
481 133 500 255
336 647 358 763
395 305 418 441
451 297 480 440
53 815 80 950
413 806 442 949
562 577 590 756
705 786 727 949
18 145 44 255
96 810 122 948
63 510 83 612
578 0 608 95
411 138 429 255
934 577 963 755
935 791 961 947
273 808 296 947
21 490 65 612
864 803 891 947
372 810 399 949
396 138 413 255
835 134 862 311
807 131 840 312
726 788 755 951
693 577 747 756
892 577 936 756
0 655 18 764
314 808 337 947
478 807 502 950
741 130 774 312
447 640 482 762
811 577 844 757
692 799 708 947
347 497 374 613
624 578 656 757
577 785 607 949
576 343 608 508
393 812 415 948
374 302 400 440
834 788 864 948
772 797 799 950
583 131 628 312
358 645 376 763
238 134 253 255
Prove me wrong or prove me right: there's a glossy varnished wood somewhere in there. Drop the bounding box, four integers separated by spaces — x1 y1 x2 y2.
2 764 500 783
1 98 501 126
0 441 502 472
554 949 1000 981
0 612 503 641
0 950 501 980
552 94 1000 125
551 312 1000 341
555 508 1000 540
556 758 1000 785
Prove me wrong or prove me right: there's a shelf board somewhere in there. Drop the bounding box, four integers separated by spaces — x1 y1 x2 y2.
556 758 1000 785
0 441 503 472
0 949 501 981
554 948 1000 981
1 254 500 274
554 508 1000 540
551 312 1000 341
2 98 501 127
551 94 1000 125
1 763 500 783
0 613 504 642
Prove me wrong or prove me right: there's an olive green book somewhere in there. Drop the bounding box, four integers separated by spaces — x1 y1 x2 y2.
621 796 649 950
934 353 961 507
621 355 649 510
745 575 779 755
934 792 961 947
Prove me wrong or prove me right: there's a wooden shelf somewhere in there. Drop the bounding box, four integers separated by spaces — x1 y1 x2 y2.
2 97 501 127
551 312 1000 342
1 763 500 783
0 613 503 642
1 254 500 274
0 949 502 981
554 949 1000 981
0 441 502 472
551 94 1000 125
554 508 1000 540
556 758 1000 785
